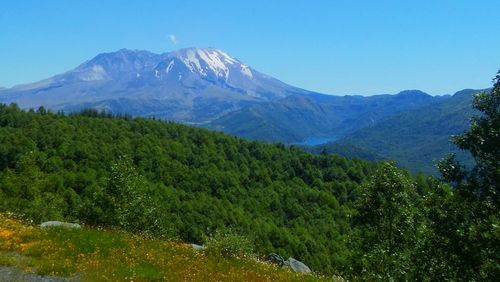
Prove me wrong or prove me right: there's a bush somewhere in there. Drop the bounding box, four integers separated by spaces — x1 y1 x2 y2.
204 229 254 259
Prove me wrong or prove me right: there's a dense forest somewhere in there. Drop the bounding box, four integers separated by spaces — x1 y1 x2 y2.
0 73 498 280
0 103 378 275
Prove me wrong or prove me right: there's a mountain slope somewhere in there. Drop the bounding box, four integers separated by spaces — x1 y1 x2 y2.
207 90 445 143
314 89 482 175
0 48 309 123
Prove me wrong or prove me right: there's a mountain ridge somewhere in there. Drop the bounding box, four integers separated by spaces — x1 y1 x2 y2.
0 47 311 123
205 89 446 142
310 88 489 175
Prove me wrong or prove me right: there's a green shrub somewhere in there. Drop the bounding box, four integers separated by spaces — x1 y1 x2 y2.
204 229 254 259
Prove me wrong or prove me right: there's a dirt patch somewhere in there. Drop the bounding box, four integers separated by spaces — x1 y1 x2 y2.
0 265 79 282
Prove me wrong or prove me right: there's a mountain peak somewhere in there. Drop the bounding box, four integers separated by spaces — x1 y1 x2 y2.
396 90 431 97
168 47 252 80
175 47 238 61
89 48 157 62
116 48 148 54
453 88 489 97
1 46 302 113
73 49 161 81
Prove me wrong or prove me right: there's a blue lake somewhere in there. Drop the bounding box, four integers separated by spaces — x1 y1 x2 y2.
293 137 337 146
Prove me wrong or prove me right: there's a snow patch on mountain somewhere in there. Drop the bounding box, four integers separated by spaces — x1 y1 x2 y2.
181 49 205 75
78 65 107 81
172 48 253 82
217 50 238 64
179 48 229 79
241 65 253 78
197 49 230 80
166 60 175 73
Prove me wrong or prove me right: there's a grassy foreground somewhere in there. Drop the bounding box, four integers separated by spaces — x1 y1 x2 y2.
0 213 332 281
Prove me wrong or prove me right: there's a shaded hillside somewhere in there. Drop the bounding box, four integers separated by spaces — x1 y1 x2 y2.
207 90 444 143
307 143 385 162
206 95 341 142
315 89 483 175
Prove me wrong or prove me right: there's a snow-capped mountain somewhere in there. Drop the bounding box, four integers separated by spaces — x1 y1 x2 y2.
0 47 451 151
0 48 309 122
165 48 253 82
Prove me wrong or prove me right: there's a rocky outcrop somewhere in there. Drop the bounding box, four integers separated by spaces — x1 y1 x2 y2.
191 243 206 251
264 253 284 266
264 253 311 273
39 221 81 229
282 257 311 273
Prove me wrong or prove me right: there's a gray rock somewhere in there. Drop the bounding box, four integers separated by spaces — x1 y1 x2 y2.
264 253 284 266
190 244 206 251
282 257 311 273
39 221 81 229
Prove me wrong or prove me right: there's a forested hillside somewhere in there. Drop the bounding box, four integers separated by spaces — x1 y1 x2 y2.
206 90 441 143
313 89 482 175
0 104 377 275
0 81 498 281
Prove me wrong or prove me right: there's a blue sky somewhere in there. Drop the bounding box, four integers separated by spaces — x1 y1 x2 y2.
1 0 498 95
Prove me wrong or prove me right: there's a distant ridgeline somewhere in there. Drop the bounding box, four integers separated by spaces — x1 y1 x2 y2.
308 89 485 175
